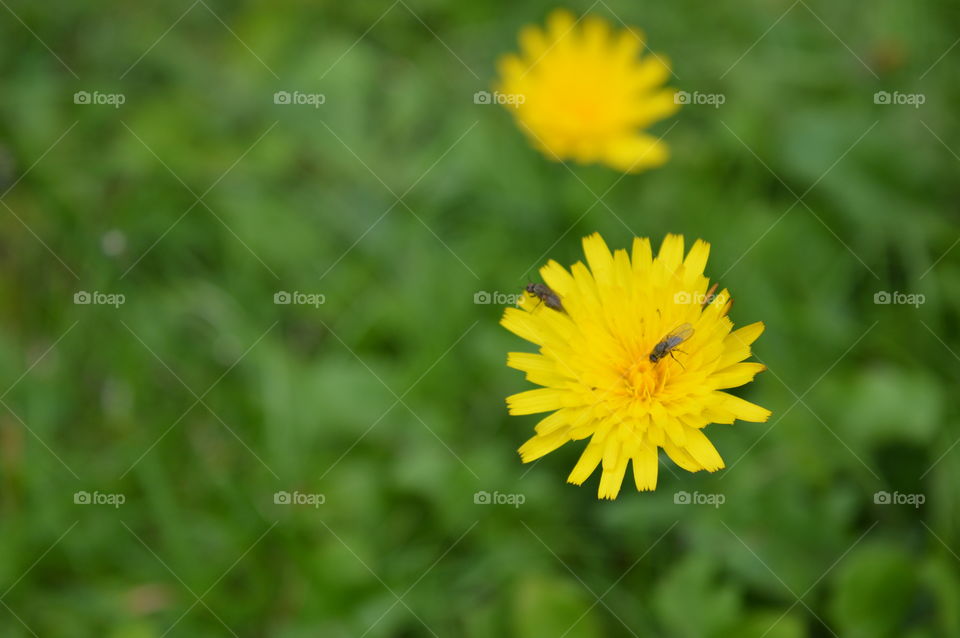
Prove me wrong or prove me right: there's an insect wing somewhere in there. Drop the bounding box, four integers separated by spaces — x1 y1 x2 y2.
665 323 694 346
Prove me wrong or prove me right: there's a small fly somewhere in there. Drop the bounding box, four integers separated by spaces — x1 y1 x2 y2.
525 283 564 312
649 323 695 365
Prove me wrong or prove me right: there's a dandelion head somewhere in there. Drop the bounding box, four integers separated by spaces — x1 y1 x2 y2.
502 233 771 499
495 10 680 172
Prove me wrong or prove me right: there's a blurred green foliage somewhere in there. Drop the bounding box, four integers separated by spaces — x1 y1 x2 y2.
1 0 959 636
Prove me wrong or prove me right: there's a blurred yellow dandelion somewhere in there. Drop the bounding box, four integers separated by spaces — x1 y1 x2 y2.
495 9 680 172
502 233 771 499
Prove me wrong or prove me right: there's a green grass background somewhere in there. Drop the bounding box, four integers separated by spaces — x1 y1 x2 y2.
1 0 959 636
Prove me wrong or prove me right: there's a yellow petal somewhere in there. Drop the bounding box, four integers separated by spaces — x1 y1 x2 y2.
717 321 765 368
718 392 771 422
632 236 653 272
506 352 571 387
581 15 611 53
507 351 557 375
495 54 525 83
518 429 570 462
656 234 685 273
662 440 702 472
507 388 566 415
567 436 604 485
598 453 629 499
546 9 577 44
630 89 682 128
539 259 575 297
632 443 659 491
683 239 711 280
681 428 725 471
651 402 685 446
647 421 665 446
710 362 767 389
533 409 571 435
582 232 615 286
518 25 548 60
612 27 643 61
703 404 737 425
631 54 671 90
500 307 542 344
729 321 765 346
602 434 621 470
603 134 669 173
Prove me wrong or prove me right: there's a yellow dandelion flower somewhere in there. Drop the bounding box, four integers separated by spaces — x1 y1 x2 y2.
495 9 680 172
502 233 771 499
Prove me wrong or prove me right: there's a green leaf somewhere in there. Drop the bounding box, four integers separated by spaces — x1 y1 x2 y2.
653 554 741 638
829 541 917 638
732 611 805 638
843 367 941 445
512 574 601 638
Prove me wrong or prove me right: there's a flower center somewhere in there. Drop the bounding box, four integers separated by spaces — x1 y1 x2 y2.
618 357 670 399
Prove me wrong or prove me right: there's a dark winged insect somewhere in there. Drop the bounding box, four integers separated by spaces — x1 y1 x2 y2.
525 283 564 312
649 323 695 365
